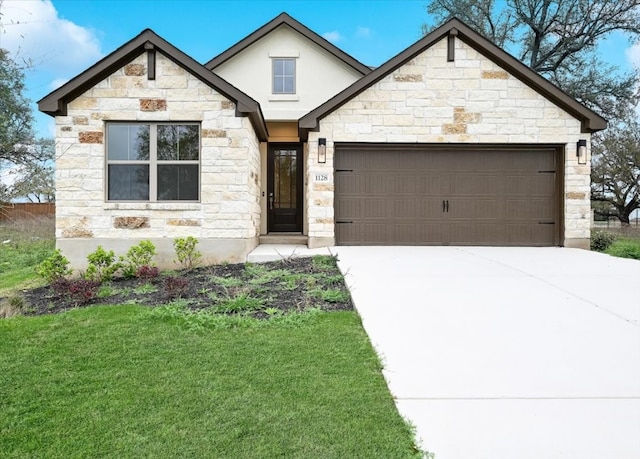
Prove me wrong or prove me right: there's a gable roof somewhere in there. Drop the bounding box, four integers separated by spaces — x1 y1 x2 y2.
38 29 269 141
205 12 371 76
299 18 607 136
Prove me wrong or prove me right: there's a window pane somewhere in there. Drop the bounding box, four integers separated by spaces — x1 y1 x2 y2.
157 125 199 160
108 165 149 200
157 165 199 201
273 58 295 94
107 125 149 160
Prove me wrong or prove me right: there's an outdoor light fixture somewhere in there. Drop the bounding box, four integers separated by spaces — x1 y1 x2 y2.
318 138 327 164
577 139 587 165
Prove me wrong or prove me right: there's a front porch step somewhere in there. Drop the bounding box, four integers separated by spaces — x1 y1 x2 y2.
259 233 308 245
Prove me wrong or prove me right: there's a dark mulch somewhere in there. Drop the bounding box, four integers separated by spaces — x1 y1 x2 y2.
15 256 353 318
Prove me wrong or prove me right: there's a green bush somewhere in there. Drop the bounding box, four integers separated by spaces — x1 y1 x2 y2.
173 236 202 271
591 231 617 252
120 240 157 278
605 239 640 260
34 249 73 283
84 246 120 283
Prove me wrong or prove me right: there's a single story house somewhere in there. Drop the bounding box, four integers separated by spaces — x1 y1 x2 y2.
38 13 606 268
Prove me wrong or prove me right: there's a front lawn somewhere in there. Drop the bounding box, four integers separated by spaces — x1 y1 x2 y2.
0 305 422 458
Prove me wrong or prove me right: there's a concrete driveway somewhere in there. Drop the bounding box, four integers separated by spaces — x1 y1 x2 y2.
335 247 640 459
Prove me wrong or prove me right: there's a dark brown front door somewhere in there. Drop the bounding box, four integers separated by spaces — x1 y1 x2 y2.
335 144 561 246
268 144 303 232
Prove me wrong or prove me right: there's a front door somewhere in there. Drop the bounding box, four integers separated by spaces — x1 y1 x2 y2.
267 144 303 232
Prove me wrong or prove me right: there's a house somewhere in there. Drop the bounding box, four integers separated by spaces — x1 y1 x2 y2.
38 13 606 268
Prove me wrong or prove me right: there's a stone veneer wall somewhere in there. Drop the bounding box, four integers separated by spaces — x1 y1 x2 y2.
305 37 591 249
55 53 262 268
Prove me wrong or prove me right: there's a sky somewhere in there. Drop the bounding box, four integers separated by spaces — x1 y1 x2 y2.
1 0 639 139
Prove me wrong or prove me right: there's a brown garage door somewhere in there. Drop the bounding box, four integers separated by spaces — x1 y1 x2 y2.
334 144 561 246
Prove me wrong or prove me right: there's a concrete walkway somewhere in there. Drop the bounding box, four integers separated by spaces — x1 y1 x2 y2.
334 247 640 459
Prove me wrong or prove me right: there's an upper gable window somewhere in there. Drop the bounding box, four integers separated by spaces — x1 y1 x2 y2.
106 123 200 202
272 58 296 94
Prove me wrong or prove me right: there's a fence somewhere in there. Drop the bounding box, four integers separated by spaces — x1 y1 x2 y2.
0 203 56 221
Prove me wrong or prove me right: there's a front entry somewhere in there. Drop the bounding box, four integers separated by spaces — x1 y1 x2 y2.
267 144 303 232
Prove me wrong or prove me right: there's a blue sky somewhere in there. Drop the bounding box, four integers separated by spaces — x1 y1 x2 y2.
1 0 638 139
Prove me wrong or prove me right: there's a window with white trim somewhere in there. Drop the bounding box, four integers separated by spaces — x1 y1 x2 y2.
272 58 296 94
106 123 200 201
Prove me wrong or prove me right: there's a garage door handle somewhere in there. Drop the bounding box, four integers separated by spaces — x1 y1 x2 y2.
442 200 446 212
446 200 449 212
336 220 353 224
538 221 555 225
442 200 449 212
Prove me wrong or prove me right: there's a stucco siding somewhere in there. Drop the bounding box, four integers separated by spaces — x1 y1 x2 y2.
55 52 261 268
305 37 591 248
214 25 364 120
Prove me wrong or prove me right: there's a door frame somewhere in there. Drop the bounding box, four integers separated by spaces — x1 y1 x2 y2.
267 143 303 233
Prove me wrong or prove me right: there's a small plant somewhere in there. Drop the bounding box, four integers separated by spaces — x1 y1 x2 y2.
97 284 116 299
35 249 73 283
53 278 100 305
216 292 263 314
85 246 120 283
311 287 351 303
591 231 617 252
0 294 27 318
163 276 190 299
312 255 338 271
210 275 244 288
120 240 157 278
133 283 158 295
136 265 160 280
173 236 202 271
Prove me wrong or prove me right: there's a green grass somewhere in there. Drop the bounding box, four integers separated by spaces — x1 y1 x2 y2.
0 218 55 293
605 238 640 260
0 306 421 458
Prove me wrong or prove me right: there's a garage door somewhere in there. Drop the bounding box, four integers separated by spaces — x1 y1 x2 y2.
334 144 560 246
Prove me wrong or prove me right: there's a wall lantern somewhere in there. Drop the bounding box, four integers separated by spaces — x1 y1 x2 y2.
577 139 587 165
318 138 327 164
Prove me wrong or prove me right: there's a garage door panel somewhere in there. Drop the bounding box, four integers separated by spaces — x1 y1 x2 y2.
335 146 560 246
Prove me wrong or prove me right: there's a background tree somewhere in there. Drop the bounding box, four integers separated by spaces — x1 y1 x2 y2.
591 116 640 225
424 0 640 118
2 138 55 203
0 48 37 166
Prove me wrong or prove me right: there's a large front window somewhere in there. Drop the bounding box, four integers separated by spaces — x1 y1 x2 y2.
106 123 200 201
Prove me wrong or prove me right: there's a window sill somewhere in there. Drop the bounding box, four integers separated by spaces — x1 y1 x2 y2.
269 94 299 102
104 202 201 211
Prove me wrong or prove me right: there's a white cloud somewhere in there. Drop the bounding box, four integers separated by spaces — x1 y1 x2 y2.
0 0 103 74
625 44 640 69
356 26 371 39
322 30 342 43
49 77 69 90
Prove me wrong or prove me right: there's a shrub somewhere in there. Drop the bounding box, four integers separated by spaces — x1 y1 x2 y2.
52 278 100 305
120 240 157 278
591 231 617 252
84 246 120 283
136 265 160 280
163 276 189 299
34 249 73 283
173 236 202 271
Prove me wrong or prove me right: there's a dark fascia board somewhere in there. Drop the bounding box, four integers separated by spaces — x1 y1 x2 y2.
38 29 269 141
204 12 371 76
299 18 607 137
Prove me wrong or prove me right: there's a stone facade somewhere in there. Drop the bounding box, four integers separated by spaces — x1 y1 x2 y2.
305 37 591 249
56 53 262 268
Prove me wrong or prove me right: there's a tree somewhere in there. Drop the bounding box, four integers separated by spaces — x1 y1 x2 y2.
591 117 640 225
424 0 640 118
0 48 37 166
2 138 55 203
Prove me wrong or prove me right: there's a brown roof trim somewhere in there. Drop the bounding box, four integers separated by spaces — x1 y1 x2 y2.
299 18 607 137
38 29 269 141
204 12 371 76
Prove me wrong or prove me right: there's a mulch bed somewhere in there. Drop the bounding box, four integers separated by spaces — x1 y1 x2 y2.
14 256 353 318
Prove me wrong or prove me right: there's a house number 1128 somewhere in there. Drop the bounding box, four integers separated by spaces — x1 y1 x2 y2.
314 173 329 182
